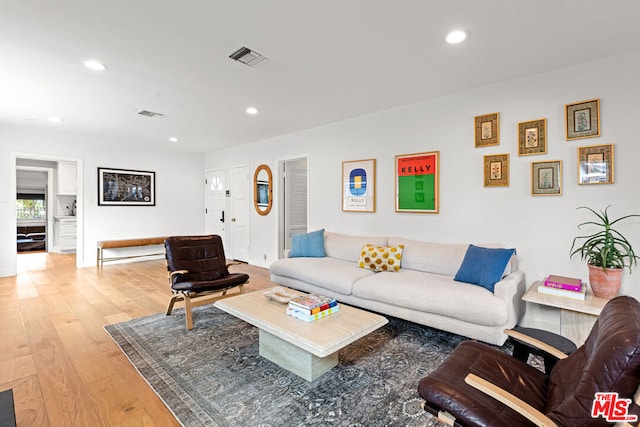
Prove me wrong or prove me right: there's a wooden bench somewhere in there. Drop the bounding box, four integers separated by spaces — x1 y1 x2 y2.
97 237 168 268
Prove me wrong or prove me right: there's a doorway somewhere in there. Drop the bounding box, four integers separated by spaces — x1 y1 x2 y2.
230 165 250 262
204 169 226 245
16 166 54 254
278 157 308 257
8 152 84 277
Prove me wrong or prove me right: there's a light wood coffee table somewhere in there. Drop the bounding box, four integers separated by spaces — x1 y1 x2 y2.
214 287 388 381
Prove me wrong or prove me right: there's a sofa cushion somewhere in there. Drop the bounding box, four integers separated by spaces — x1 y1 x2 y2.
270 257 375 295
352 270 508 326
357 244 404 272
454 245 516 292
324 232 388 263
289 229 325 258
388 237 468 276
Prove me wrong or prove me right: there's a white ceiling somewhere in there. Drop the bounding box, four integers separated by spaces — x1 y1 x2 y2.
2 1 640 153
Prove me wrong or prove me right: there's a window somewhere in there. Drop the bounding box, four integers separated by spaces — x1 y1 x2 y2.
17 193 45 219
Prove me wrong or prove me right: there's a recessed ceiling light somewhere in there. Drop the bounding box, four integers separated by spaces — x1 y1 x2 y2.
48 116 63 124
83 59 107 71
169 137 179 142
246 107 259 115
446 30 467 44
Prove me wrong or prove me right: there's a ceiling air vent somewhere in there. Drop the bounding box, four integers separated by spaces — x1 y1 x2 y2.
136 109 164 118
228 46 267 67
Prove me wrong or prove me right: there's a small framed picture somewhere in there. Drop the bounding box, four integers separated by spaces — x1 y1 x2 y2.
342 159 376 212
578 143 614 185
518 118 547 156
483 154 509 187
475 112 500 148
565 98 600 140
531 160 562 196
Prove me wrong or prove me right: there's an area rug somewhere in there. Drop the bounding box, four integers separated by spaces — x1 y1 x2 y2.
105 305 510 426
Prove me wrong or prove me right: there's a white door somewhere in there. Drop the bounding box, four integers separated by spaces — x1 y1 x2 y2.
280 158 308 256
204 169 226 244
230 165 250 262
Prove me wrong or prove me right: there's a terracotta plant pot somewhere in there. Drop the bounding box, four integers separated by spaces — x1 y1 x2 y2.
588 264 623 299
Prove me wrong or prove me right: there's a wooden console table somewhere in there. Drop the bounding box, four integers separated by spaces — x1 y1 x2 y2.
522 280 608 346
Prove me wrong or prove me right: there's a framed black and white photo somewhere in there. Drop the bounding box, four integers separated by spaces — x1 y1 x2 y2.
98 167 155 206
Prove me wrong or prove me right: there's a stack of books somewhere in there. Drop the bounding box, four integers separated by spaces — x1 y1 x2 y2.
286 294 340 322
538 274 586 300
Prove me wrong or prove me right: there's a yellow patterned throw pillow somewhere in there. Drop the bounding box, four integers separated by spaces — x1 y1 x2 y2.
357 244 404 272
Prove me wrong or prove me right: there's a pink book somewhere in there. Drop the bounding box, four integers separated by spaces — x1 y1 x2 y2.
544 275 582 292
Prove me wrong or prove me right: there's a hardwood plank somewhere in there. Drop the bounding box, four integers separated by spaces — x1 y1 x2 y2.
21 298 103 426
5 252 273 426
9 375 50 427
85 375 148 426
0 354 36 385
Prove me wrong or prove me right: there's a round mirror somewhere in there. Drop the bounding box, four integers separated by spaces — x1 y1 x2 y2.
254 164 273 216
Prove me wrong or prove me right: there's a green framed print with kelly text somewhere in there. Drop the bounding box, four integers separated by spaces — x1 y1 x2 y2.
395 151 439 214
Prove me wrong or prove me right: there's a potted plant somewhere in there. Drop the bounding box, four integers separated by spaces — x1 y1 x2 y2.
570 206 640 298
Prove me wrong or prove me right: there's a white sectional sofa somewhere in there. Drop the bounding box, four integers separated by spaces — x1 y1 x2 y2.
270 231 526 345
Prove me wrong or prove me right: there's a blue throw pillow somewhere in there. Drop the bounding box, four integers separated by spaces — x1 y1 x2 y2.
453 245 515 292
289 229 326 258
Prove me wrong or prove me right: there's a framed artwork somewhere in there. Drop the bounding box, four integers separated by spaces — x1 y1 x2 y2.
342 159 376 212
518 118 547 156
475 112 500 147
565 98 600 140
395 151 439 214
483 154 509 187
578 143 614 185
532 160 562 196
98 167 156 206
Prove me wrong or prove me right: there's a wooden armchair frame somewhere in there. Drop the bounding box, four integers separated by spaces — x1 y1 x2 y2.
166 261 246 330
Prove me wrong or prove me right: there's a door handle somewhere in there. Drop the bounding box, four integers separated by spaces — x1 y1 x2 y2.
220 211 225 223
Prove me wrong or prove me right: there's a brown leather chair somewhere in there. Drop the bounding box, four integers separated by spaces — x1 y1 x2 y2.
165 235 248 330
418 296 640 427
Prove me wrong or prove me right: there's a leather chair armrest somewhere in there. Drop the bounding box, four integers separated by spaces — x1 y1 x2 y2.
505 329 569 361
465 373 558 427
169 270 189 284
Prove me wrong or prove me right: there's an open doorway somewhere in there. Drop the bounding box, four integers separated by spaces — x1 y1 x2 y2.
278 156 308 258
9 152 84 277
16 166 54 254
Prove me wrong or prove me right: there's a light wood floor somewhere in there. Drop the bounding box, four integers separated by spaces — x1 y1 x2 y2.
0 253 273 426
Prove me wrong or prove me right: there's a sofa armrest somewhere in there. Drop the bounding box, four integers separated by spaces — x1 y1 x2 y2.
493 270 527 324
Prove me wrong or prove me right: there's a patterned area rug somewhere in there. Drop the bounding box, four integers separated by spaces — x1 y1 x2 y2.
105 305 510 426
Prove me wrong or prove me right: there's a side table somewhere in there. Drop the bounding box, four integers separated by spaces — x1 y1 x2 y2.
522 280 608 346
511 326 577 374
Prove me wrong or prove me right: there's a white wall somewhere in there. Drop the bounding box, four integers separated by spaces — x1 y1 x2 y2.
205 51 640 307
0 126 204 275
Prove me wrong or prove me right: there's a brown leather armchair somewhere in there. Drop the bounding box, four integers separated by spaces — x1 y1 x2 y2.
165 235 249 330
418 296 640 426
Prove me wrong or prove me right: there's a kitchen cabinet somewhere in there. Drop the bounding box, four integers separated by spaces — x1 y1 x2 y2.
57 161 77 195
55 217 76 252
